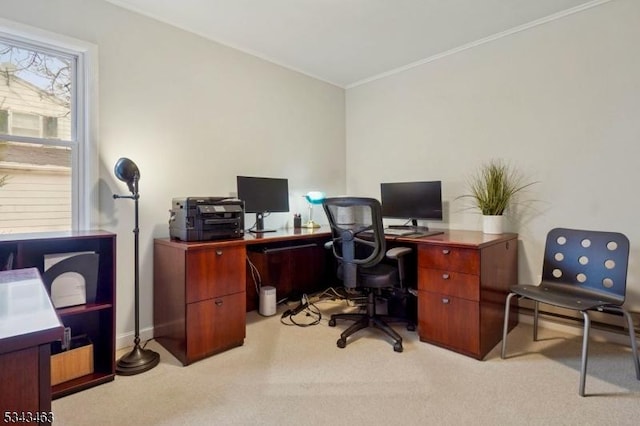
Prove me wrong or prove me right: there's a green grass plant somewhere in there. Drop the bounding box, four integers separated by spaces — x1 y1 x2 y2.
462 159 535 215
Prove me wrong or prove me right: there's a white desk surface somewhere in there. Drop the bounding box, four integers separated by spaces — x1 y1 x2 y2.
0 268 62 341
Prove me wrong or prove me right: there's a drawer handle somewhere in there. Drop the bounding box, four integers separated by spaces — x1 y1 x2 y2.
441 297 450 304
215 299 223 306
216 249 223 256
442 273 450 280
442 249 450 255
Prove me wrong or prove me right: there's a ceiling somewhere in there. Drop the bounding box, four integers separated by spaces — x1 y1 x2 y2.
106 0 601 88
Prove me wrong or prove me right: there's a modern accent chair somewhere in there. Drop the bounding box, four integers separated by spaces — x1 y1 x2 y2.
501 228 640 396
322 197 412 352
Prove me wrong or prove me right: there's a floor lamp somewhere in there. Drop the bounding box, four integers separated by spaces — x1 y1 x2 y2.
113 157 160 375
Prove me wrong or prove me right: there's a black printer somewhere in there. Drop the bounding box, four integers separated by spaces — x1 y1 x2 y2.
169 197 244 241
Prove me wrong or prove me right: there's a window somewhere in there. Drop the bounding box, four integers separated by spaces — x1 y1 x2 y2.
0 20 97 234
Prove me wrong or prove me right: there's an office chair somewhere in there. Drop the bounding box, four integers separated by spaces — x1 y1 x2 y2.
322 197 413 352
501 228 640 396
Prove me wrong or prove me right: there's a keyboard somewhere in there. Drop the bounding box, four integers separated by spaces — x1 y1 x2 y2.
383 228 415 236
360 229 444 238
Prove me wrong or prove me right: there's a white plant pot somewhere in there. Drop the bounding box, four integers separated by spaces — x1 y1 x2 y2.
482 215 504 234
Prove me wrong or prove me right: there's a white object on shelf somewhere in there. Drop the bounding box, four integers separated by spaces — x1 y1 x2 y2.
44 251 94 308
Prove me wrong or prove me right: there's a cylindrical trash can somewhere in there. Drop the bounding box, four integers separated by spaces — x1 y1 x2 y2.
259 286 277 316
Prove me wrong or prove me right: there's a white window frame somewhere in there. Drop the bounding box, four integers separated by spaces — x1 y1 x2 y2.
0 18 99 231
10 111 42 137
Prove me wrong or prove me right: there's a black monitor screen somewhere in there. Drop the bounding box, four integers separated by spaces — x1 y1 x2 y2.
237 176 290 214
380 181 443 221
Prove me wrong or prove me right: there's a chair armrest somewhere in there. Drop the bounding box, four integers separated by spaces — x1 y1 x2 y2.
386 246 411 259
386 246 412 288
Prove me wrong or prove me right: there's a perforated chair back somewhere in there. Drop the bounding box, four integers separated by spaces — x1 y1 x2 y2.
541 228 629 305
501 227 639 396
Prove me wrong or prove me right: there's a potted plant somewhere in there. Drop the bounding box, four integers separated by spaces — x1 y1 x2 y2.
460 159 536 234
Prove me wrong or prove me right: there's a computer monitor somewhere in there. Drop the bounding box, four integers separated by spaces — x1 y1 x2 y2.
380 180 443 231
237 176 290 233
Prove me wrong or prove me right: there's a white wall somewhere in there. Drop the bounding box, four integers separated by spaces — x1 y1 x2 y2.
346 0 640 313
4 0 639 343
1 0 346 345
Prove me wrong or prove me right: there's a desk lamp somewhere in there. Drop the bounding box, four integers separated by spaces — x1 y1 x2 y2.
302 191 325 228
113 157 160 375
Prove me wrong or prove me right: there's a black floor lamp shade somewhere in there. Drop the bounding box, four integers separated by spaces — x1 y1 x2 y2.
113 157 160 375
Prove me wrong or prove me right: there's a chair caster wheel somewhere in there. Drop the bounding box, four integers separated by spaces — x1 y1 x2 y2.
393 342 403 353
407 324 415 332
328 319 336 327
337 338 346 348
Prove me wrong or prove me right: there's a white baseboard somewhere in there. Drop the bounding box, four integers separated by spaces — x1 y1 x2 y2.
115 326 155 351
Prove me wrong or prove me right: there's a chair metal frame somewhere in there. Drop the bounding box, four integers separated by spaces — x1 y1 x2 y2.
501 228 640 396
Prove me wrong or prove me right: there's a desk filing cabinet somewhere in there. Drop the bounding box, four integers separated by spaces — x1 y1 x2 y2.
415 232 518 359
154 240 246 365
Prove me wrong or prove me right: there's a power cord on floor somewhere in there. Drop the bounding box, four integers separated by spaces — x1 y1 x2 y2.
280 294 322 327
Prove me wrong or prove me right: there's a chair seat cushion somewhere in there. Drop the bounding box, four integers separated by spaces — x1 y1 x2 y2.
511 282 623 311
358 263 399 289
337 262 399 289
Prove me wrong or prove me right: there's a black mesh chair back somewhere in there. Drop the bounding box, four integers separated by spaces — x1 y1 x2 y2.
501 227 640 396
323 197 386 289
322 196 409 352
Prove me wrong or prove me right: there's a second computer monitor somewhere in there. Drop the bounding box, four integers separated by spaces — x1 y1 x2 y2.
380 180 443 230
237 176 290 233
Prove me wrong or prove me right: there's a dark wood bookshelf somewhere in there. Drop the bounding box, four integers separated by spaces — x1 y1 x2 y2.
0 230 116 398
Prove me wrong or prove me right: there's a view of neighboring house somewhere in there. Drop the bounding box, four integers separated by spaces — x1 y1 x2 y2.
0 72 72 234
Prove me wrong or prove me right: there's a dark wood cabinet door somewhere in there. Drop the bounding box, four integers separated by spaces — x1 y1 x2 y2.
418 291 480 356
209 292 246 352
186 292 246 363
0 347 40 413
186 245 245 303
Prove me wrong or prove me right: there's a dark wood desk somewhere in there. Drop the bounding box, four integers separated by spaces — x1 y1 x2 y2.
154 228 517 363
0 268 63 425
153 228 331 365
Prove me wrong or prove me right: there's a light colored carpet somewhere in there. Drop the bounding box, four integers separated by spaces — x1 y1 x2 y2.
52 301 640 425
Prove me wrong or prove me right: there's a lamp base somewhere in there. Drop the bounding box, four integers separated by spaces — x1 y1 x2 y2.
302 220 321 229
116 343 160 376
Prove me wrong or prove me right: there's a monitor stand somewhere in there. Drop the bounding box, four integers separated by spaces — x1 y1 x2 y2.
388 219 430 233
250 212 276 233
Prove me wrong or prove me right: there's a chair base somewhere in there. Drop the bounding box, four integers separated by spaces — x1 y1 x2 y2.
501 292 640 396
329 291 409 352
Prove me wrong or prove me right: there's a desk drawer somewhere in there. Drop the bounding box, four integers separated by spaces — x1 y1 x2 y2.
186 245 246 303
418 268 479 301
418 245 479 275
418 290 479 355
186 292 246 364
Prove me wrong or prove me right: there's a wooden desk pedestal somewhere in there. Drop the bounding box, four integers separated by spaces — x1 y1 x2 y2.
153 229 331 365
154 240 247 365
409 231 518 359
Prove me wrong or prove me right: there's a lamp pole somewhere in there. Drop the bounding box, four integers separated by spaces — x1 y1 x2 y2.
113 162 159 375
